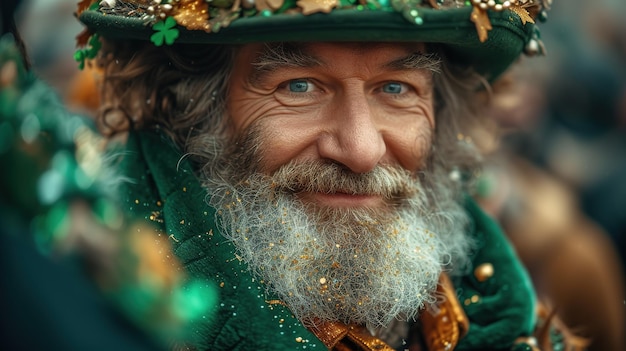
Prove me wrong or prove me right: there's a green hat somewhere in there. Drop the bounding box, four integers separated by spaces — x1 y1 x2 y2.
76 0 551 79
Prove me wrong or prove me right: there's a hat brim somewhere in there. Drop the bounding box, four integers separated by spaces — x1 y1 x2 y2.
79 7 533 80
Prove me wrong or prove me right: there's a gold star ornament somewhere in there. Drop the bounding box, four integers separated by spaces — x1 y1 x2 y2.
297 0 339 15
470 6 492 43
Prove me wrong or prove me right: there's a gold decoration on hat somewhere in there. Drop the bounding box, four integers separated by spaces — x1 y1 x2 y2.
510 5 535 25
427 0 439 9
77 0 550 47
297 0 339 15
174 0 211 31
256 0 285 11
470 5 492 43
77 0 93 15
469 0 544 42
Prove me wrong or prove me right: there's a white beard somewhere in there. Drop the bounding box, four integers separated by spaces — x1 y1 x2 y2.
204 159 472 329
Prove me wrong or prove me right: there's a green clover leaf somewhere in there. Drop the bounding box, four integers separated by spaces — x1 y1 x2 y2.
74 50 86 70
151 17 180 46
86 34 102 59
73 34 101 70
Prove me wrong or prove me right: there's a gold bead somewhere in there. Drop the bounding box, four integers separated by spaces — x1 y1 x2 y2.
474 262 494 282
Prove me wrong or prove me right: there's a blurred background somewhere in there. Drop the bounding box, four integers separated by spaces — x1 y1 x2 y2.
10 0 626 350
503 0 626 268
15 0 99 116
471 1 626 350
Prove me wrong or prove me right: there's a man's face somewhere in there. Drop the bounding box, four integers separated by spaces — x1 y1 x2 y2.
202 42 470 329
228 42 436 210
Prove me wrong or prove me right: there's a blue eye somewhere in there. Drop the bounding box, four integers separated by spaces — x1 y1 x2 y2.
382 82 404 94
288 80 310 92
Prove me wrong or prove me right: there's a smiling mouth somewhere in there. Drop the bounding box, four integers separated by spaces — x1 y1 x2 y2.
296 191 385 208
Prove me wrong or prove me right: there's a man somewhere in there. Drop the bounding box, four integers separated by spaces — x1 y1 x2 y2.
74 0 575 350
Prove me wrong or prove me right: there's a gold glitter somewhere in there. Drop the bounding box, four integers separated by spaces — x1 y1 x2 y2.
168 234 180 243
182 186 187 192
464 298 471 306
180 219 185 224
470 295 480 303
134 199 139 204
156 200 162 206
319 277 327 284
149 211 164 223
295 337 303 343
220 282 225 287
173 0 211 31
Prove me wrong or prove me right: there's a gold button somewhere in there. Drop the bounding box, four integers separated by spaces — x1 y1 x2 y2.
474 263 494 282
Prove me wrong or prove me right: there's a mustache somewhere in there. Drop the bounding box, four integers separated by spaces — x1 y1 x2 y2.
266 160 418 200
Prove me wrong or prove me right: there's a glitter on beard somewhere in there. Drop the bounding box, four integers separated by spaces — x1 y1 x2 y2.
199 124 472 329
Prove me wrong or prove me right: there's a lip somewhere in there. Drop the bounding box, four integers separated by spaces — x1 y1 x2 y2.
298 191 384 208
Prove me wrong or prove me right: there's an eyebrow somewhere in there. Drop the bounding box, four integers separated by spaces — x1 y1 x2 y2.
250 43 322 86
384 51 441 74
248 42 441 86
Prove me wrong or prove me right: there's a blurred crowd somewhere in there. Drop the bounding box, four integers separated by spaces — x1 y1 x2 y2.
9 0 626 350
473 1 626 349
505 0 626 268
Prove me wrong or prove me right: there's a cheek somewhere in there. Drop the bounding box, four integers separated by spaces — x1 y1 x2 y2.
389 120 434 171
249 118 322 174
233 106 320 174
228 85 326 174
228 89 276 132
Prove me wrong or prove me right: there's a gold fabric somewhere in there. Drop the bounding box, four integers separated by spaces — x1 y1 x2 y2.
306 274 469 351
308 321 395 351
420 274 470 351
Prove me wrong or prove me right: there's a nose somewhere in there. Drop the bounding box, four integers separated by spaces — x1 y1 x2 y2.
317 88 386 173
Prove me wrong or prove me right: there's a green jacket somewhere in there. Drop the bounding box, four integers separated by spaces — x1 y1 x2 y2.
117 130 538 351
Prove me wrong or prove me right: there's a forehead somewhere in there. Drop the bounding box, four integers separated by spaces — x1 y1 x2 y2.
296 41 426 57
235 41 428 68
